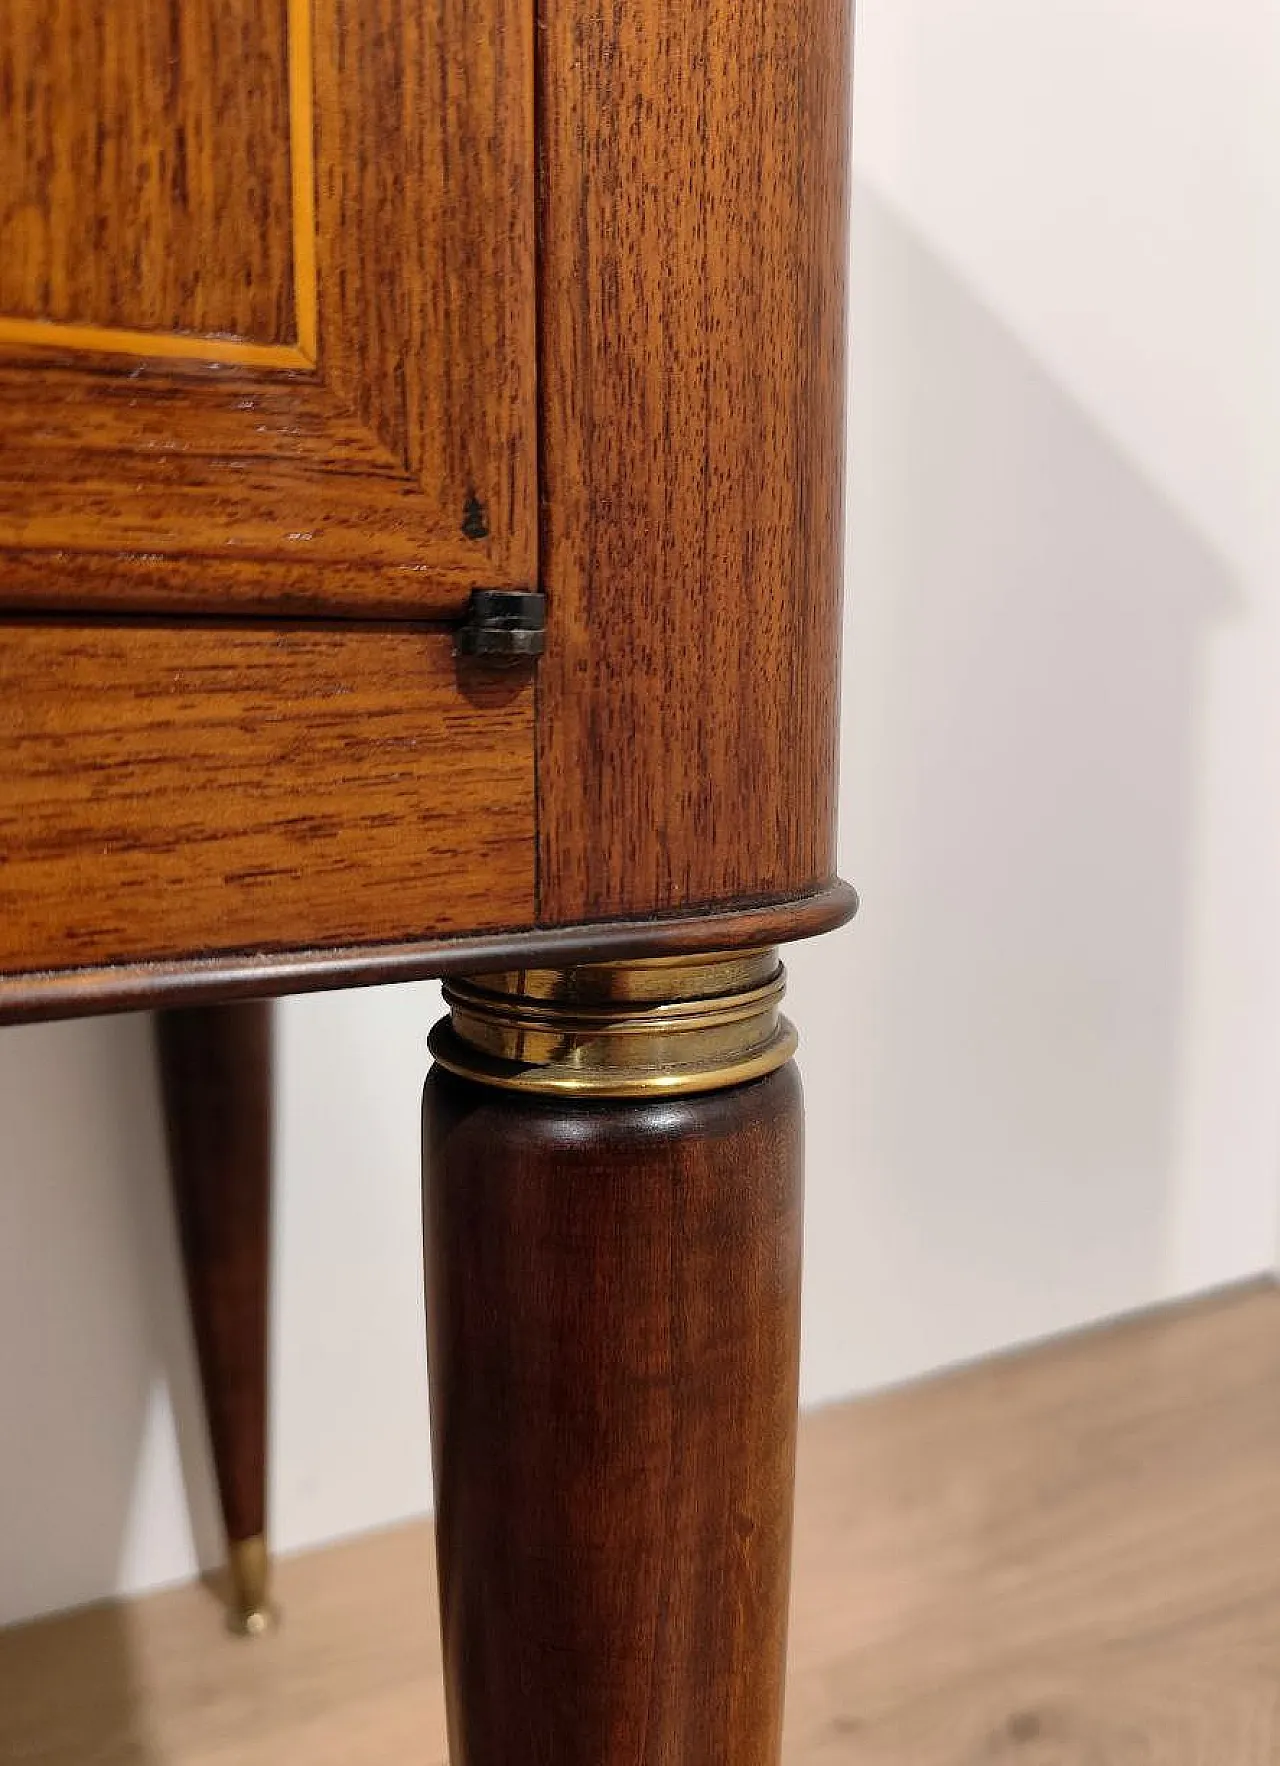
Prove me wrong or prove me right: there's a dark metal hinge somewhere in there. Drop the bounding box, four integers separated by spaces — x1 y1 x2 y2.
455 589 546 664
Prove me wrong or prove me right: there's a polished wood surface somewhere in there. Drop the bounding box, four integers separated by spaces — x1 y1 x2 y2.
156 1002 272 1557
0 0 535 615
3 1284 1276 1764
536 0 851 920
423 1065 804 1765
0 623 535 973
0 369 500 614
0 0 854 1015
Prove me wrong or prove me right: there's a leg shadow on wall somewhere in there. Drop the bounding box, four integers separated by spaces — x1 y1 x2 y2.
796 183 1238 1399
0 1012 225 1757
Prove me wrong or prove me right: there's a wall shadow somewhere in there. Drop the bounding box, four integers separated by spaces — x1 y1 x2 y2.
0 1011 225 1755
794 181 1238 1400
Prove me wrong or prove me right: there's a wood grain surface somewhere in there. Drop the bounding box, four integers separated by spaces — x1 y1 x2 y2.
536 0 852 919
2 1283 1276 1764
0 622 535 972
783 1282 1280 1764
156 1001 273 1553
0 365 497 610
0 0 535 614
423 1064 804 1766
314 0 536 585
0 0 296 342
0 0 856 1002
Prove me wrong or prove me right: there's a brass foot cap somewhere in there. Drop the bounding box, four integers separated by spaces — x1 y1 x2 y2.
226 1535 278 1639
228 1603 277 1639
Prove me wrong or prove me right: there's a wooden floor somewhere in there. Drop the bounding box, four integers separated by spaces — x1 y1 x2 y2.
3 1282 1278 1764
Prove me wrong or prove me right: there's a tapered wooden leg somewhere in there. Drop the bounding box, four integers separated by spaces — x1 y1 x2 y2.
423 951 802 1765
155 1000 274 1635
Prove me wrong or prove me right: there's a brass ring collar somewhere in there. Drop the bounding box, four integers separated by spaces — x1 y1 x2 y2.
428 948 796 1098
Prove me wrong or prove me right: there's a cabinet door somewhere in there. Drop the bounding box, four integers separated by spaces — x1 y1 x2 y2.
0 0 535 616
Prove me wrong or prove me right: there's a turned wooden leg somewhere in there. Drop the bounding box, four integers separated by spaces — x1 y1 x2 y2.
155 1000 274 1636
423 950 802 1764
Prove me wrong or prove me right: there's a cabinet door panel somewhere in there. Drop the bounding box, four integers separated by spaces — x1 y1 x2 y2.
1 1 298 341
0 622 535 970
0 0 535 615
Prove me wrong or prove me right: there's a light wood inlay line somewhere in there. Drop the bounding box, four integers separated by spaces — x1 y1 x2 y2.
0 321 313 369
0 0 318 370
288 0 319 362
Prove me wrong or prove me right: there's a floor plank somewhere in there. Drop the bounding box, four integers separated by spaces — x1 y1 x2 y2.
2 1282 1277 1763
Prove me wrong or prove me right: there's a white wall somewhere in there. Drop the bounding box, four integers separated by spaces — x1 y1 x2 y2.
3 0 1278 1627
796 0 1280 1396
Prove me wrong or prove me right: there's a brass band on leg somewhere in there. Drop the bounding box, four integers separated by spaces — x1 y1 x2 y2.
427 948 796 1098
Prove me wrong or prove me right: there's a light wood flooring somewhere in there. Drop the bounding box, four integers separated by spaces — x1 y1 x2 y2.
3 1282 1278 1763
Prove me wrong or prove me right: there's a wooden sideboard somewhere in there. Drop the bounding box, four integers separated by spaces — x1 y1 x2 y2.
0 1 853 1759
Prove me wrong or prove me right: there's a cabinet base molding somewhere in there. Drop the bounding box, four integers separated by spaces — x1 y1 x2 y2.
0 883 856 1025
